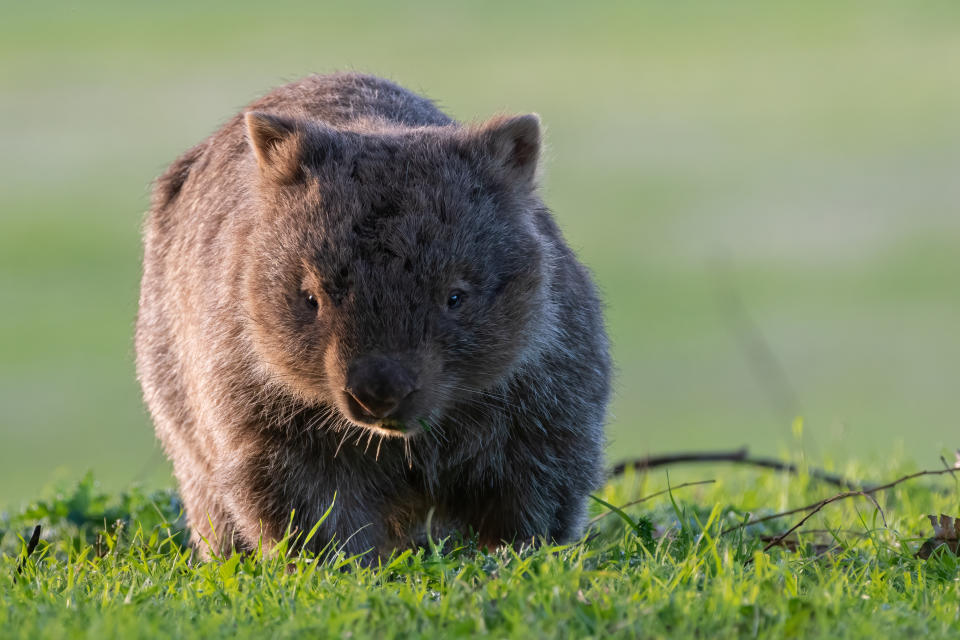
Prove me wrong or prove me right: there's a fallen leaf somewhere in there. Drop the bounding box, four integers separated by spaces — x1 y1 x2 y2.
915 514 960 559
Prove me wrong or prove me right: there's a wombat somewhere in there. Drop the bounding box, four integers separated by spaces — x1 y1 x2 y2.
135 73 611 559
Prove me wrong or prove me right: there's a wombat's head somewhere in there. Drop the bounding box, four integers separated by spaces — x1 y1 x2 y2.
241 111 555 438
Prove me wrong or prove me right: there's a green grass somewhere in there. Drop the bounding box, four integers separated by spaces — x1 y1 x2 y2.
3 1 960 502
3 459 960 639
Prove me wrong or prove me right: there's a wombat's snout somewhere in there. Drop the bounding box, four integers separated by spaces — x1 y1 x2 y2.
343 356 417 421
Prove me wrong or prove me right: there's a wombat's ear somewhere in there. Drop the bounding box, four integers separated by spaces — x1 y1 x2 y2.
245 111 304 183
471 114 542 187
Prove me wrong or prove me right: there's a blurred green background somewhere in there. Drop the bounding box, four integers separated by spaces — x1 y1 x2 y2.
2 1 959 505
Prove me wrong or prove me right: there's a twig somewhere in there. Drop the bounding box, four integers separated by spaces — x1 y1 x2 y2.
588 480 716 526
609 447 857 489
861 466 960 496
938 454 958 486
714 257 801 423
760 492 874 553
763 528 869 538
859 492 888 528
724 466 960 539
12 524 41 584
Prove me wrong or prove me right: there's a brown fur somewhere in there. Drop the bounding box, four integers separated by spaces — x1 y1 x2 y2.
135 73 611 559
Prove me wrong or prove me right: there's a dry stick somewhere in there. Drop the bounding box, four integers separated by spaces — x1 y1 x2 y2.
714 269 802 424
759 492 875 553
12 524 41 584
859 492 888 528
723 466 960 540
762 528 869 539
609 447 858 489
588 480 716 527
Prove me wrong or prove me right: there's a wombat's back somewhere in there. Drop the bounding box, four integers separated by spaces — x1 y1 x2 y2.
250 73 455 129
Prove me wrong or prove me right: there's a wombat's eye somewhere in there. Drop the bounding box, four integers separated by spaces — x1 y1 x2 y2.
303 292 319 310
446 290 464 310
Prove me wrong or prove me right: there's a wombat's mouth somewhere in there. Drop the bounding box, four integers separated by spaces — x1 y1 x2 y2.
348 418 418 439
378 419 409 433
339 389 423 437
336 397 407 435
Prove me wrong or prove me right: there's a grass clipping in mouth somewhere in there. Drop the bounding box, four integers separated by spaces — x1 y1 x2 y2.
377 419 433 434
379 419 407 433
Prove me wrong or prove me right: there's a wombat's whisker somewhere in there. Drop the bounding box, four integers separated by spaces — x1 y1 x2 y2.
302 407 339 435
431 387 506 414
445 384 510 403
421 421 441 447
443 407 488 435
334 426 356 459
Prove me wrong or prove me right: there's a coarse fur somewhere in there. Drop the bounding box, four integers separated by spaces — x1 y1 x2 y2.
135 73 611 559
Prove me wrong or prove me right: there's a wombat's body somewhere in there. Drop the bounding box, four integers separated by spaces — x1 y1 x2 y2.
136 73 610 558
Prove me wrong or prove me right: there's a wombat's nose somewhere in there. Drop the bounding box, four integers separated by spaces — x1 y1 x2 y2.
344 356 416 420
